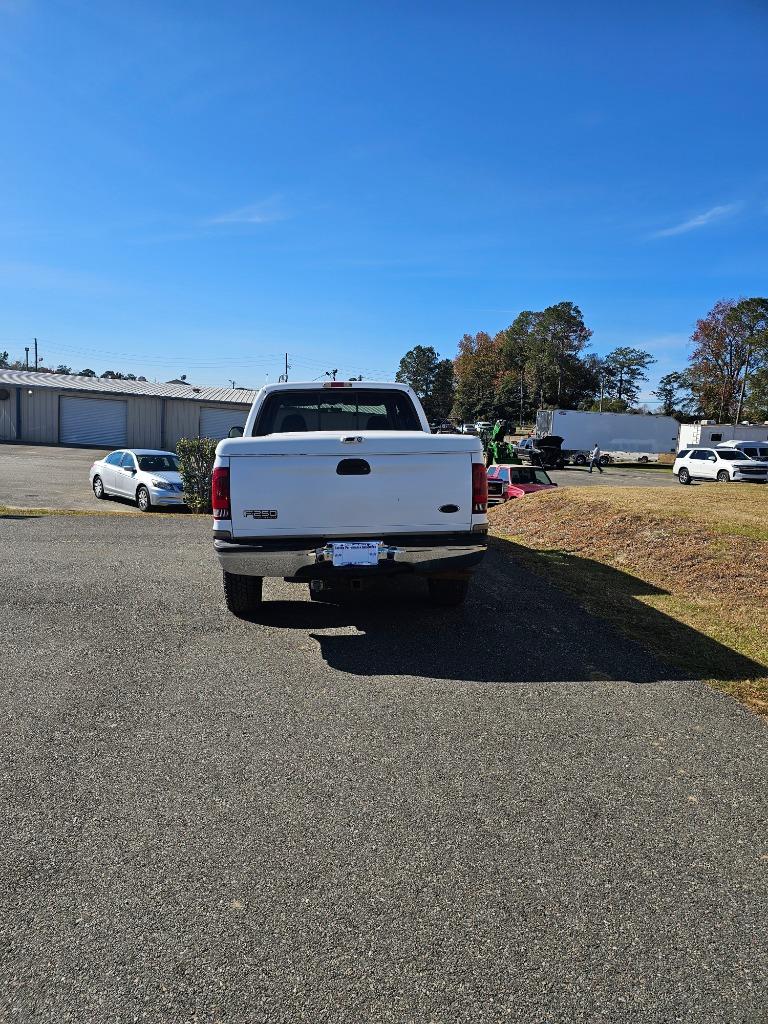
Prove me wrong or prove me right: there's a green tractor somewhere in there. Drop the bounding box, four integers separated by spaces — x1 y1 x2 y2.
483 420 520 468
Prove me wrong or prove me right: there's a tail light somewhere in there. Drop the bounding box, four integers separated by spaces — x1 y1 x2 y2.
212 466 230 520
472 462 488 514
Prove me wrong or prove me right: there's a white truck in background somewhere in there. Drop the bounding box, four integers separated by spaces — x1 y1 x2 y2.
212 381 488 615
535 409 679 464
677 421 768 450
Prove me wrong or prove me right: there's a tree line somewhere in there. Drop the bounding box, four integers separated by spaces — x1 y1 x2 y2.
395 297 768 424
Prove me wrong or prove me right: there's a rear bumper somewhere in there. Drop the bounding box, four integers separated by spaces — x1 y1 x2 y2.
214 532 487 579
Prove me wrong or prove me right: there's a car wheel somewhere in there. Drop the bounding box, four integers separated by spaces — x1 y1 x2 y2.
92 475 106 499
599 454 610 466
716 470 730 483
136 485 153 511
573 454 587 466
427 577 469 607
223 571 263 616
677 468 691 485
638 455 649 464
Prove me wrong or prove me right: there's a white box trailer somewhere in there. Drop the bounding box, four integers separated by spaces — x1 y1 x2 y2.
535 409 679 463
677 421 768 449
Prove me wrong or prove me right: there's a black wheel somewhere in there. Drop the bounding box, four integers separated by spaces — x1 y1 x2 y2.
427 577 469 607
223 571 263 616
599 454 610 466
716 470 730 483
136 485 152 512
92 475 106 499
677 468 691 485
638 455 649 464
573 453 587 466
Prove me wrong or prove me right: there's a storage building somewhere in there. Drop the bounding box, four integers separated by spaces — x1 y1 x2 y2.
0 370 258 449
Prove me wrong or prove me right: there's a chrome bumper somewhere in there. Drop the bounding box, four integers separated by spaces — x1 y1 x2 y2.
214 533 487 579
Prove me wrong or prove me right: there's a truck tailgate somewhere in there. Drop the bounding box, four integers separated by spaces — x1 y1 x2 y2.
228 451 473 537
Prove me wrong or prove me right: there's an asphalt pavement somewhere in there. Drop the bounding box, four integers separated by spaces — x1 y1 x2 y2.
2 513 766 1023
548 463 677 488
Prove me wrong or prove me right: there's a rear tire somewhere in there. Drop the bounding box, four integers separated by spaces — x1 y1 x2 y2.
427 577 469 607
716 470 730 483
573 453 587 466
136 485 152 512
223 571 263 616
92 475 106 499
677 468 691 485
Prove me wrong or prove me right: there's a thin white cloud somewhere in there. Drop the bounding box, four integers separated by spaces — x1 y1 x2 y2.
650 202 743 239
205 197 287 227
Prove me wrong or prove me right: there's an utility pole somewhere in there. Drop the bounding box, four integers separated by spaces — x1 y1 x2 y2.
278 353 290 383
519 371 524 428
25 346 29 370
734 345 752 426
34 338 38 370
230 379 236 389
325 368 338 381
599 374 604 412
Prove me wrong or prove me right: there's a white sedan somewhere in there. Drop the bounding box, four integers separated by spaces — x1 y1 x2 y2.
90 449 186 511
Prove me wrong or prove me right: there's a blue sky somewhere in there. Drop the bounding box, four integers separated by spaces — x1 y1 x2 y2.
1 1 766 398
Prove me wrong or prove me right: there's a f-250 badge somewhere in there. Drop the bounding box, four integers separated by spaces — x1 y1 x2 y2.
243 509 278 519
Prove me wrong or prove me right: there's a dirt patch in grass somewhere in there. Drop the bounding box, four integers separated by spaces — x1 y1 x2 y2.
489 486 768 718
0 504 192 518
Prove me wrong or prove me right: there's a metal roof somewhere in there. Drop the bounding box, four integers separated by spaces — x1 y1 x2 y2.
0 369 258 405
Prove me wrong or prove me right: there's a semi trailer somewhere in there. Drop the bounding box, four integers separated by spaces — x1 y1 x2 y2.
535 409 679 464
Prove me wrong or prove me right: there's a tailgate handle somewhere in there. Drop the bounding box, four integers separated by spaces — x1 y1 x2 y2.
337 458 371 476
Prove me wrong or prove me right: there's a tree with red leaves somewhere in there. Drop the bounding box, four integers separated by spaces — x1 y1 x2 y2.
687 298 768 422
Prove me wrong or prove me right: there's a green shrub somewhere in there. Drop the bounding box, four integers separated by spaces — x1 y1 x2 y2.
176 437 218 513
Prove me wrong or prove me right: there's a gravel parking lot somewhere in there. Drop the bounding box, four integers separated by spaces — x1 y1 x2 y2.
0 443 136 511
2 513 766 1023
0 444 679 512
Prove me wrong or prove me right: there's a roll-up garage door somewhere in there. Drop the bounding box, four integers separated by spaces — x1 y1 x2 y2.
60 396 128 447
199 406 247 440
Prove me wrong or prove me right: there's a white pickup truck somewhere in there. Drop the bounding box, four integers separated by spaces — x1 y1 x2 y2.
211 381 488 615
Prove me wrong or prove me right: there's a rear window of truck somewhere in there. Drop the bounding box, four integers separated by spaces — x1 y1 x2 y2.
253 389 422 435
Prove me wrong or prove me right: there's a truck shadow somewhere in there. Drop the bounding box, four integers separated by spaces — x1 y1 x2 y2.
251 541 765 686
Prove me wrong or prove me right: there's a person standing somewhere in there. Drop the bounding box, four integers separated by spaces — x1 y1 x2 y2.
588 443 603 474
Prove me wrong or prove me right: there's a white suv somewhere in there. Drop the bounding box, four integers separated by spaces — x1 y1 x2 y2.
674 447 768 485
716 440 768 462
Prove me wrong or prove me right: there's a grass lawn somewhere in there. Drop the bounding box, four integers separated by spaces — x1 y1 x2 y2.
489 485 768 718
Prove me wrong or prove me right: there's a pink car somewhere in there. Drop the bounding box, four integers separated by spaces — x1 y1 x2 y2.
486 464 557 505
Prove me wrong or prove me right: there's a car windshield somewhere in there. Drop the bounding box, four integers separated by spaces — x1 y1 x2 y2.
718 451 748 460
254 389 421 434
508 468 536 484
137 454 180 472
